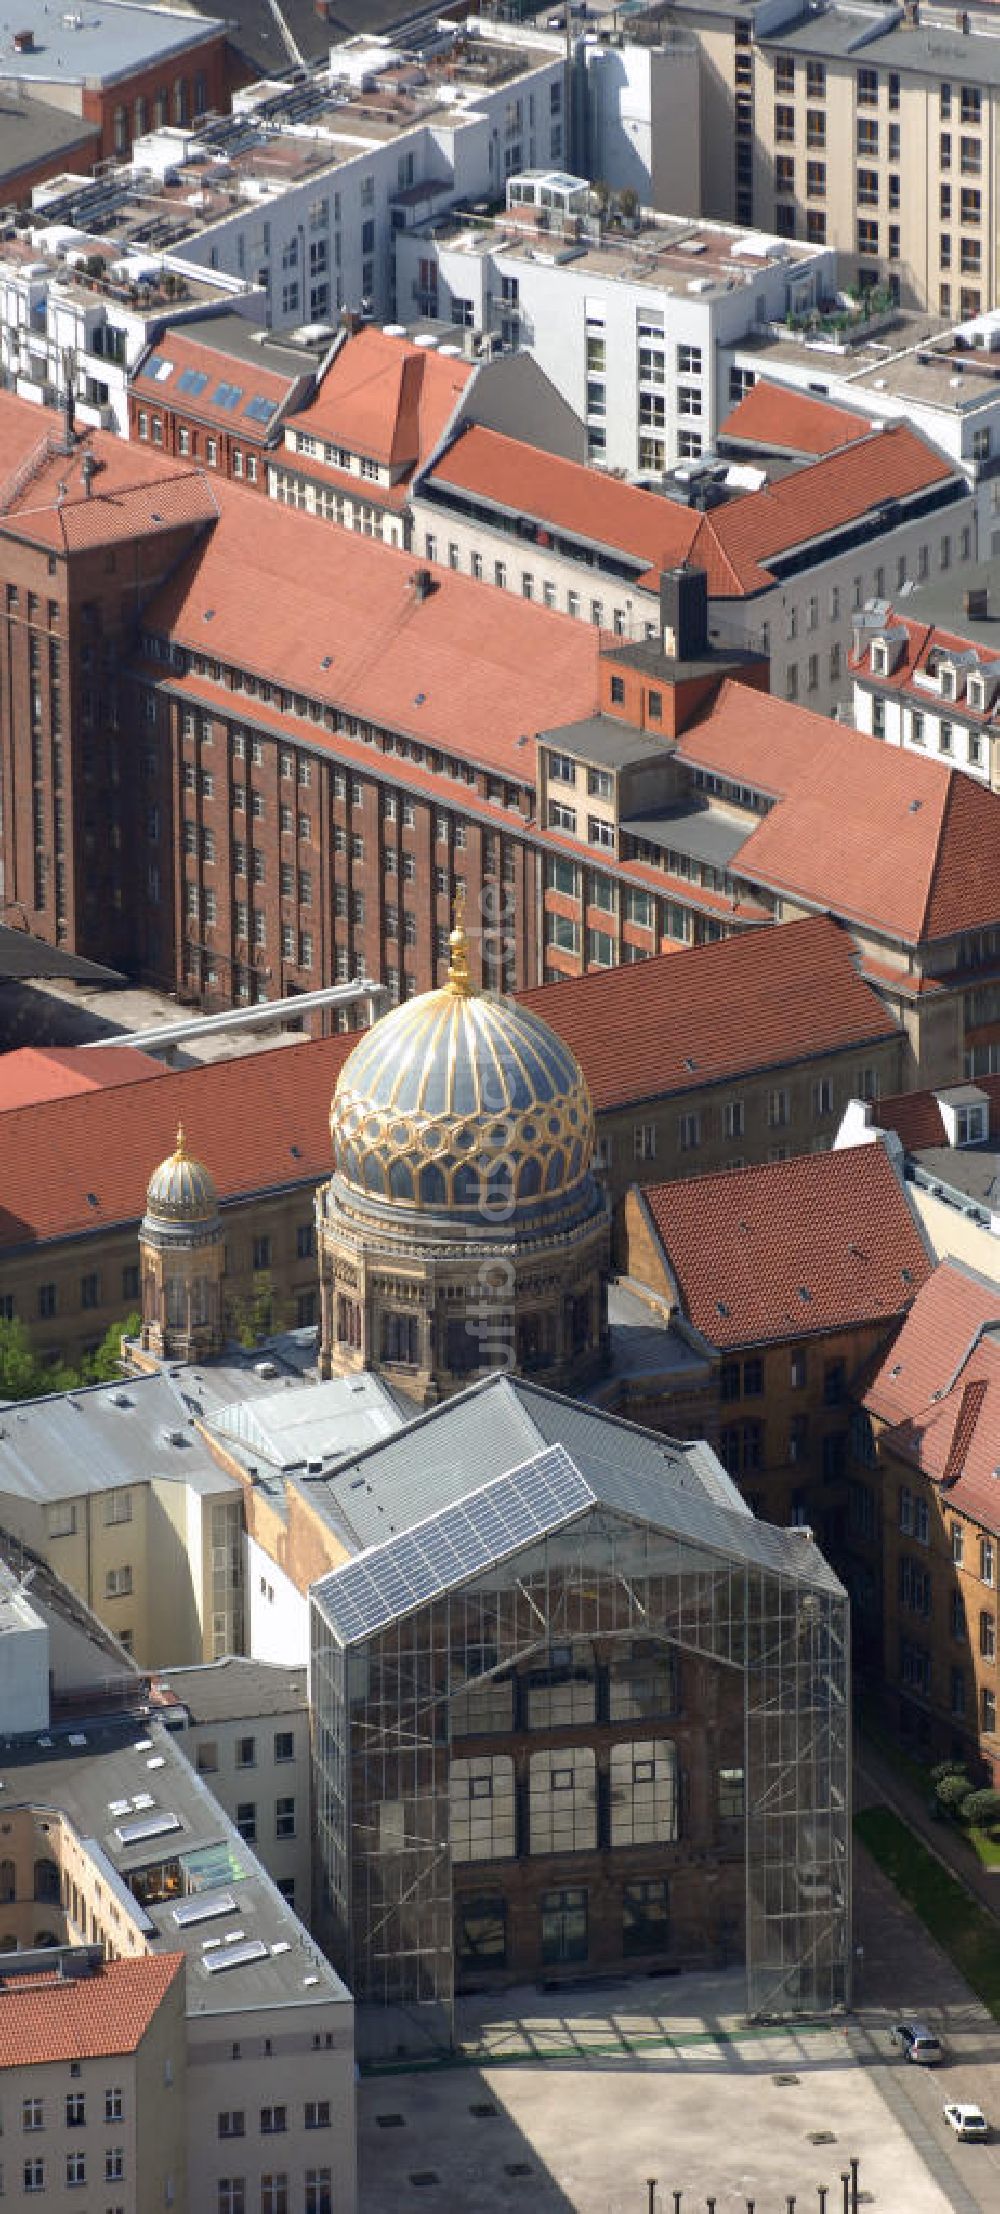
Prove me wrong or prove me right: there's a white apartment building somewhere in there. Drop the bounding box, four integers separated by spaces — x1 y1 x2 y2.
850 579 1000 788
60 22 573 336
412 397 974 716
0 234 253 439
578 30 701 213
396 177 833 472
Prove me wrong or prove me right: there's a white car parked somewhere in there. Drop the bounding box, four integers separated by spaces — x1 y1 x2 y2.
943 2103 988 2141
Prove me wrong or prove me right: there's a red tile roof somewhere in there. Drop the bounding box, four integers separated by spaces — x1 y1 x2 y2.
875 1076 1000 1153
638 1141 930 1348
429 422 956 597
289 327 472 470
134 331 300 443
143 478 602 778
429 424 703 574
0 1047 164 1112
686 426 957 596
0 1034 354 1249
0 920 896 1251
520 914 899 1112
0 1953 184 2069
679 680 1000 944
849 610 1000 715
864 1259 1000 1530
0 392 216 552
720 381 872 457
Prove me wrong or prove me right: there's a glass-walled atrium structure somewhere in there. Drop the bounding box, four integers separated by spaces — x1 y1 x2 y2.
310 1377 850 2052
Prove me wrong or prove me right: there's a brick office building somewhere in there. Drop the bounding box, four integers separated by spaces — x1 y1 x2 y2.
0 4 230 169
856 1258 1000 1777
520 914 904 1251
3 391 1000 1085
0 406 217 976
624 1143 933 1567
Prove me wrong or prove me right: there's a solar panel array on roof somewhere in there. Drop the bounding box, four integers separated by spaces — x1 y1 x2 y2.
318 1443 592 1645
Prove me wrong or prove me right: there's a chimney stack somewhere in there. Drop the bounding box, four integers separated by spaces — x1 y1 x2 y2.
659 563 709 663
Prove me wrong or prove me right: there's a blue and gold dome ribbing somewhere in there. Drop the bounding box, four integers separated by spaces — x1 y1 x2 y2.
330 913 596 1219
145 1125 218 1223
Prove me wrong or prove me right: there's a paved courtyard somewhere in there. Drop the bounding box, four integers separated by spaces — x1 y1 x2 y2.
358 1841 1000 2214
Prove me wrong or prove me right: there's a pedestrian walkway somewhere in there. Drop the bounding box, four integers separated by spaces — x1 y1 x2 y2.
856 1734 1000 1920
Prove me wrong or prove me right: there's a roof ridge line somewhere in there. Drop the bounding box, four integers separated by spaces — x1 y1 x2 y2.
914 763 957 944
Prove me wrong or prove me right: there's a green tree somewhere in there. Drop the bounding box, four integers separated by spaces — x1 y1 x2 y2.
79 1313 141 1385
964 1788 1000 1831
0 1315 49 1401
227 1272 278 1350
936 1771 973 1817
0 1312 139 1403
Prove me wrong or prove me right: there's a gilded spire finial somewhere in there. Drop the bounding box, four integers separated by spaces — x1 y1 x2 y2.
447 886 473 998
175 1122 187 1157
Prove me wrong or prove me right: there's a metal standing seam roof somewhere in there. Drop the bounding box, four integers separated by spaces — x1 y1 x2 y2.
0 1375 240 1504
205 1372 404 1473
312 1432 843 1648
315 1372 742 1548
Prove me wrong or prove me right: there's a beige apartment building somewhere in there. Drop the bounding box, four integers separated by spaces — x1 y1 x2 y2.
0 1946 187 2214
0 1378 245 1669
661 0 1000 316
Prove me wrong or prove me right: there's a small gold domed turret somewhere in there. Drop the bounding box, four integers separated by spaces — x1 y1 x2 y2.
139 1123 225 1361
144 1125 218 1224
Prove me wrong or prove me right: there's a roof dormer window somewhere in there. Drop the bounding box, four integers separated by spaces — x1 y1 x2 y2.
934 1084 990 1148
957 1103 987 1145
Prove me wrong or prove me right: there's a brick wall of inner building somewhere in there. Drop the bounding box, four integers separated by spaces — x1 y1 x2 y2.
860 1423 1000 1787
449 1645 747 1990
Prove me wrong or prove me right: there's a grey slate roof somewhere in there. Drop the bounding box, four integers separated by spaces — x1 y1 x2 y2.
157 1656 307 1724
313 1422 843 1647
0 925 122 984
313 1371 750 1550
0 2 226 85
0 1715 348 2014
0 92 99 188
0 1372 239 1506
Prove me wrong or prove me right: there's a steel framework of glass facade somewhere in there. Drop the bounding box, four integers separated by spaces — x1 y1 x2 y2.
311 1446 849 2047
